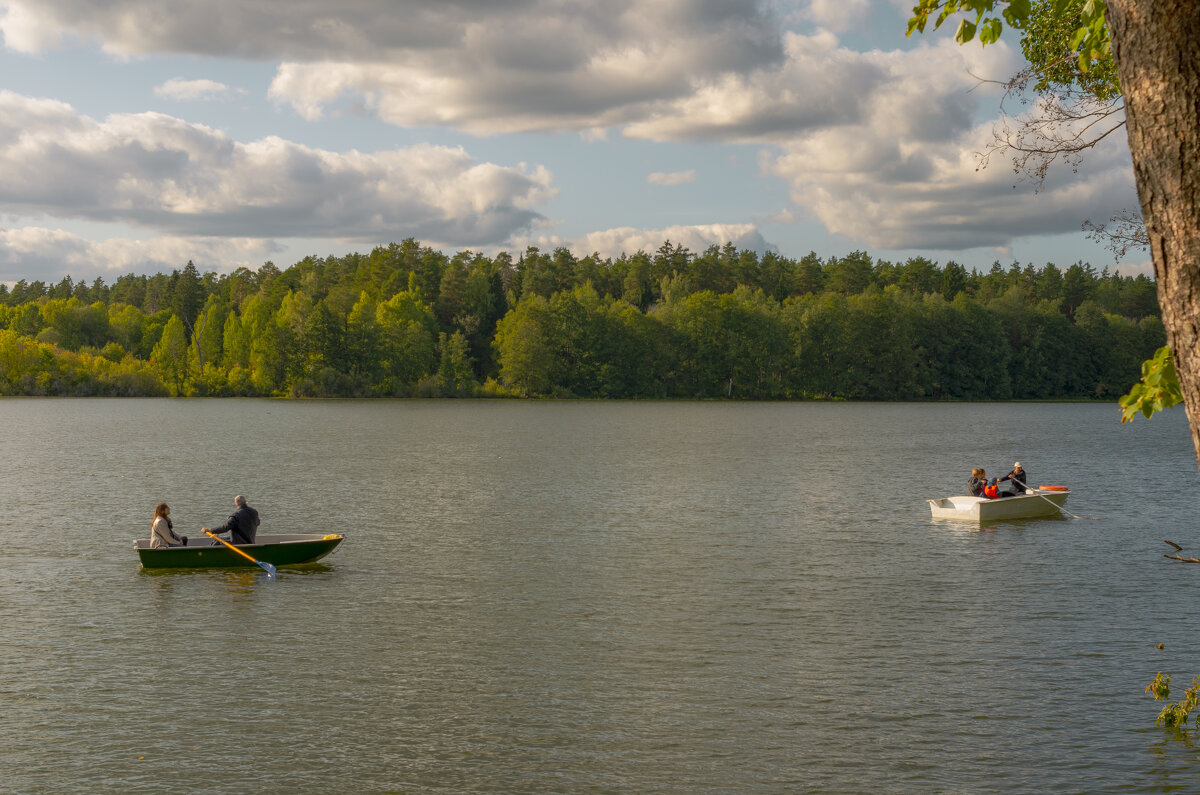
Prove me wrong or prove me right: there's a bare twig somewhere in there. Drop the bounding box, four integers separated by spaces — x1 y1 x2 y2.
966 65 1147 261
1163 541 1199 563
1083 208 1150 261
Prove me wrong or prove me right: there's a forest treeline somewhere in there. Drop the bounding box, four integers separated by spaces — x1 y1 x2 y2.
0 239 1164 399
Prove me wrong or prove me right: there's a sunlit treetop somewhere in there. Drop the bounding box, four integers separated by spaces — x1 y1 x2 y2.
1020 0 1119 99
907 0 1111 74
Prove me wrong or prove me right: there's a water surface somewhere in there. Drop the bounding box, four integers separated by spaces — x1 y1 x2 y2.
1 400 1197 793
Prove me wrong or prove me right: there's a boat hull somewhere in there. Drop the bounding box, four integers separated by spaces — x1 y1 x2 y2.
134 533 344 569
928 490 1069 521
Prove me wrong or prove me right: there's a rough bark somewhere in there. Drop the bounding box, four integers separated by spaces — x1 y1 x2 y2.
1107 0 1200 466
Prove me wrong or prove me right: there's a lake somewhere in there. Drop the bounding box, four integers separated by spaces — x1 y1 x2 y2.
1 399 1198 793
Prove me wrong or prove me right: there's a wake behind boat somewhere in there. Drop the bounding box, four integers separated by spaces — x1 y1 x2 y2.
134 533 344 569
928 488 1070 521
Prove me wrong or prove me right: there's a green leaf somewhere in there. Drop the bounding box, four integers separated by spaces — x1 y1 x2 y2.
955 18 977 43
1069 25 1087 51
979 18 1003 44
1002 0 1030 26
1119 346 1182 423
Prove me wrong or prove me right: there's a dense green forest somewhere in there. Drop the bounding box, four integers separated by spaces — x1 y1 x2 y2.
0 239 1163 399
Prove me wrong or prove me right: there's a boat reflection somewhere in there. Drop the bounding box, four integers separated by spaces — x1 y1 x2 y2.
138 562 335 579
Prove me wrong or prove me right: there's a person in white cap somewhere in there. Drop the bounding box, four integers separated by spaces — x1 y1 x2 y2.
998 462 1031 494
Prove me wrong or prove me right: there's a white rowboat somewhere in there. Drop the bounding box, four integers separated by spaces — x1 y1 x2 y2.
927 489 1069 521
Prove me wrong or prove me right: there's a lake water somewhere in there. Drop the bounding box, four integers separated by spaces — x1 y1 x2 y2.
1 399 1199 793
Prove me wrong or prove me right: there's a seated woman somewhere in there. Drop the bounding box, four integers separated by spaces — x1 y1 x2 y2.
149 502 187 548
969 469 1004 499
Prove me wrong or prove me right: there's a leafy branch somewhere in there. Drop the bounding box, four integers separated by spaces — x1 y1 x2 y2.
1146 673 1200 730
1119 346 1183 422
908 0 1109 72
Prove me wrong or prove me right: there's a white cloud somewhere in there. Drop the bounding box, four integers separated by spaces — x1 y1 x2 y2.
769 117 1137 249
803 0 873 33
154 78 241 101
512 223 775 260
761 38 1139 249
647 170 695 186
0 225 281 281
254 22 1018 162
263 27 883 141
0 1 1140 255
0 1 61 52
1113 258 1154 279
0 90 557 246
3 1 787 137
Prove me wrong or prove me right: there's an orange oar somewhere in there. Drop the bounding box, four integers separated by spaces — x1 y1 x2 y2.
202 530 277 580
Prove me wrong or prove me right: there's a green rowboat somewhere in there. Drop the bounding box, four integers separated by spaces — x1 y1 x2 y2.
134 533 344 570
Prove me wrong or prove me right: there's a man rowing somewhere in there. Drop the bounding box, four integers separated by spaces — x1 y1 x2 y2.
202 494 261 545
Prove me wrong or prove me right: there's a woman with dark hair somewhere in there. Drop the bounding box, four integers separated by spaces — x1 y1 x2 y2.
150 502 186 548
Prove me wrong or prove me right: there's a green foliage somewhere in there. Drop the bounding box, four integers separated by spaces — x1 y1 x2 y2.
661 288 792 398
908 0 1108 73
151 315 189 395
171 261 205 335
1118 346 1183 422
493 294 560 396
375 290 438 394
190 296 226 371
0 240 1166 400
1021 0 1119 98
420 332 476 397
1147 673 1200 730
0 329 165 396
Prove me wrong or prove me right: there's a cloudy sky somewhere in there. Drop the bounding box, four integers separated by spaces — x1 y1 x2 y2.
0 0 1145 283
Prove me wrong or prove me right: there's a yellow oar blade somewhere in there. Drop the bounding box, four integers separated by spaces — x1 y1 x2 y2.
202 530 277 580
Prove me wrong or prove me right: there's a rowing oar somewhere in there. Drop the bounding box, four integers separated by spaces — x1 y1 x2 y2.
202 530 277 580
1022 485 1080 523
992 480 1083 520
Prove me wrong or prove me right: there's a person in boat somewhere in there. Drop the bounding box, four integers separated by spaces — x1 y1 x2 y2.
202 494 260 545
968 469 1008 499
998 462 1031 494
968 468 988 497
150 502 187 548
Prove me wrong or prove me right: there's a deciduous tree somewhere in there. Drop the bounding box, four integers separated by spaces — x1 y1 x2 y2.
909 0 1200 467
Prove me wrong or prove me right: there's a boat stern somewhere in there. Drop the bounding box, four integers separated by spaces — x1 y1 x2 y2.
928 495 984 519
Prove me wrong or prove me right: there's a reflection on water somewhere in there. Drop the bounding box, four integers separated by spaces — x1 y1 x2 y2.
140 567 263 593
137 562 335 580
1 399 1198 794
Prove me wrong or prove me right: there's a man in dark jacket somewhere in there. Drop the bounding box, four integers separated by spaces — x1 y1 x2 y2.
998 462 1031 494
203 494 260 545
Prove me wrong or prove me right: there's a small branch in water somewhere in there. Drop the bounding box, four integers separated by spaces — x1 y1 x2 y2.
1162 541 1200 562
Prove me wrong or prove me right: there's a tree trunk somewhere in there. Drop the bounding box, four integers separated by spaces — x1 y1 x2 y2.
1107 1 1200 466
